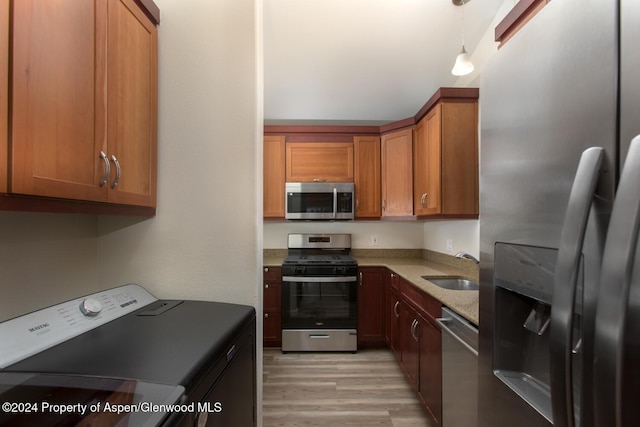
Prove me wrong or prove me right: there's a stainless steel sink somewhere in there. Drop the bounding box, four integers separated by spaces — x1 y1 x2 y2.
422 276 479 291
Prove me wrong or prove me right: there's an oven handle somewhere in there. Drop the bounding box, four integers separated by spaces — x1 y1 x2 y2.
333 187 337 219
282 276 358 283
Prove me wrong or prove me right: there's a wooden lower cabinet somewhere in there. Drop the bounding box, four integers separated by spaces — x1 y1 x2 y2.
357 267 387 347
263 266 282 347
386 273 402 359
399 301 420 390
419 313 442 425
387 271 442 426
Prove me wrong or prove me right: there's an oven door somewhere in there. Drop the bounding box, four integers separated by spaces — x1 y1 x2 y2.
281 276 357 329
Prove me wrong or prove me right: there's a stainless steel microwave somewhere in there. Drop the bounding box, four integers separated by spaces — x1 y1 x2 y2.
285 182 354 220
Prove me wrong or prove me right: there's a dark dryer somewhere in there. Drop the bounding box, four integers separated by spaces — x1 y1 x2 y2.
0 284 256 426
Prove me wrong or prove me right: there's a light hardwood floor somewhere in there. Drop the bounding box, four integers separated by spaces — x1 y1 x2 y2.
263 348 435 426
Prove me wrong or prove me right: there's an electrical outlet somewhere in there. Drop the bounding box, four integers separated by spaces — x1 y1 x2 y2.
446 239 454 253
371 235 379 246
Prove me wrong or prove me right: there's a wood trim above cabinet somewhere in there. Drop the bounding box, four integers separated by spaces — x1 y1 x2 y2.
414 87 479 123
495 0 549 47
379 118 416 135
264 124 380 136
134 0 160 25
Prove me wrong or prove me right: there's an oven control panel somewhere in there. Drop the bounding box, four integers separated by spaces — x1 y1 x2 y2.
0 284 157 369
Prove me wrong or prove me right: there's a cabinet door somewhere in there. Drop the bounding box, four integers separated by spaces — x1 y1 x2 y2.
419 315 442 425
386 279 402 360
381 128 413 217
263 281 282 347
106 0 158 207
357 267 386 347
263 267 282 347
0 0 8 193
400 302 420 391
353 136 381 218
11 0 107 202
263 136 286 218
441 101 478 215
286 142 354 182
414 105 441 216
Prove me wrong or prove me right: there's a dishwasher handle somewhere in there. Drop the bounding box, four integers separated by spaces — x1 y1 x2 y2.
436 317 478 357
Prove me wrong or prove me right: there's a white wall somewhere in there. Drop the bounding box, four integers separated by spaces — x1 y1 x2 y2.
98 0 260 305
422 220 479 257
264 221 424 249
96 0 263 419
0 212 99 322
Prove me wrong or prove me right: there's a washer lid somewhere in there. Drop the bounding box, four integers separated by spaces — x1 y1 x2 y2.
0 372 184 427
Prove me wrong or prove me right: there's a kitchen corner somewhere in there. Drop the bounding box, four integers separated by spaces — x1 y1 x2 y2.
264 248 479 325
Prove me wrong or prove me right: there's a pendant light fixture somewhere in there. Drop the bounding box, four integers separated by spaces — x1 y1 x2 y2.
451 0 474 76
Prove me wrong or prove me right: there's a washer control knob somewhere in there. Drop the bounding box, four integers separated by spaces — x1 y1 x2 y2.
79 298 102 316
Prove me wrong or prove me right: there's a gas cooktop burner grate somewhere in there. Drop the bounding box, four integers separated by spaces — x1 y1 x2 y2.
283 254 357 266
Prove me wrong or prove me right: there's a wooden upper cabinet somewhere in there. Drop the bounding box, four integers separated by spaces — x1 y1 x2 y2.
0 0 8 193
263 135 286 218
286 142 354 182
105 0 158 207
11 0 107 202
381 128 413 218
414 105 441 216
354 136 381 219
7 0 158 209
414 97 478 218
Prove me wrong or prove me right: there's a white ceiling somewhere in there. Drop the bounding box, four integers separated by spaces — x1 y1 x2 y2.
264 0 507 124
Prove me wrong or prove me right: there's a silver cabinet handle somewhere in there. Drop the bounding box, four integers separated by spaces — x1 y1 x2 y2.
265 284 269 289
594 136 640 427
421 193 427 208
411 319 419 342
393 301 400 318
313 177 326 182
264 313 269 319
550 146 604 427
110 155 121 189
359 271 363 286
382 199 386 211
99 151 110 187
264 267 269 273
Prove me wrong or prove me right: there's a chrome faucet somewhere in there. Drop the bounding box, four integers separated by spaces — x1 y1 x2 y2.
455 251 479 264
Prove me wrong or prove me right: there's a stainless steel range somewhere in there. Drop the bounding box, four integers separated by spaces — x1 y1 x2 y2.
281 233 358 352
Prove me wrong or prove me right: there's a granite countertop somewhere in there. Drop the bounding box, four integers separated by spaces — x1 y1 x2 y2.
263 251 479 326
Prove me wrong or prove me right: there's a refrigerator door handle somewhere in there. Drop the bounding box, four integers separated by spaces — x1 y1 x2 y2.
594 135 640 427
550 146 604 427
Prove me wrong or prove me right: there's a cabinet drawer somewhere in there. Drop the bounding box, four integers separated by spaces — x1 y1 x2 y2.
263 266 282 283
400 278 441 322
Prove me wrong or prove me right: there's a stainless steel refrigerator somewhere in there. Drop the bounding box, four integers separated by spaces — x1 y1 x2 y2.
479 0 640 426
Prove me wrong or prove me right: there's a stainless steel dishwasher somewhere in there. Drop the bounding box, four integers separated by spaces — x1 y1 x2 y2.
436 306 479 427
